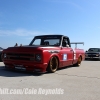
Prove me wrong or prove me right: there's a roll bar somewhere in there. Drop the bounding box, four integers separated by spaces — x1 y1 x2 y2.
70 42 84 48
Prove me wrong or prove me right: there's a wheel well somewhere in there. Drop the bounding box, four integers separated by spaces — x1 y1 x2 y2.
46 56 59 71
80 55 82 60
55 56 59 67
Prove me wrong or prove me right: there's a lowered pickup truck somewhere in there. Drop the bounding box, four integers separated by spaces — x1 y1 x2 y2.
1 35 85 73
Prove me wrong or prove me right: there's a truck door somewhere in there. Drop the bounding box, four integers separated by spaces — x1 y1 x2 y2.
61 37 74 66
62 47 73 66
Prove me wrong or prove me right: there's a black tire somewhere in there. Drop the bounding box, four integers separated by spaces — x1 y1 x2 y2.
74 56 82 67
85 58 88 60
47 56 59 73
0 54 2 62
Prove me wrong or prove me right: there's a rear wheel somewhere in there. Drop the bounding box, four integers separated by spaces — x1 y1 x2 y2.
74 56 82 67
47 56 59 73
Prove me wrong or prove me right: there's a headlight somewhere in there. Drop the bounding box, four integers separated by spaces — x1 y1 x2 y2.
35 54 41 61
96 54 99 56
4 53 7 58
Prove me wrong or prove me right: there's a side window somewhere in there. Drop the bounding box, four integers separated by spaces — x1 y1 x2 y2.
62 37 69 47
33 39 41 45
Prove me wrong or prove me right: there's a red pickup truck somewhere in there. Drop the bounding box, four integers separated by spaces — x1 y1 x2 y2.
1 35 85 73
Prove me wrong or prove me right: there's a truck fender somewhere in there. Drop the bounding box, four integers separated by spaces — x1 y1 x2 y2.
78 54 82 60
47 53 60 68
73 50 82 60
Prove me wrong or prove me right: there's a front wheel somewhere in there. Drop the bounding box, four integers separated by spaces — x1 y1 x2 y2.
0 54 2 62
85 58 88 60
47 56 59 73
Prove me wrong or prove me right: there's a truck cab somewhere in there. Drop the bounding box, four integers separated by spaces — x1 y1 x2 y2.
1 35 85 73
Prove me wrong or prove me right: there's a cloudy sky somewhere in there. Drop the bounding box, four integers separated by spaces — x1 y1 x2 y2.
0 0 100 50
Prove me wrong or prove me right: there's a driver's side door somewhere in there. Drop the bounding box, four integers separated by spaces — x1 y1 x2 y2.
61 37 73 66
62 47 73 66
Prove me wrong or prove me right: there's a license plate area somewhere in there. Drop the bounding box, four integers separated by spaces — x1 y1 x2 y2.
14 65 26 70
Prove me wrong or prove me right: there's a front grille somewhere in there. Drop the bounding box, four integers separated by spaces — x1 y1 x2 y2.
88 53 98 55
87 53 99 57
88 55 97 57
6 53 35 61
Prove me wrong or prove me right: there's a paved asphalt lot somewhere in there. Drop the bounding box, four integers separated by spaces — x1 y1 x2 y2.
0 61 100 100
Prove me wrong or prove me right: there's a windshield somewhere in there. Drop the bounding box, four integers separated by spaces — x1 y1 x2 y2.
29 36 61 46
88 48 100 52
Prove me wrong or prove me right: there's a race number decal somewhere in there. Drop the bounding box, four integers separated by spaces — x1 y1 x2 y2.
63 54 67 60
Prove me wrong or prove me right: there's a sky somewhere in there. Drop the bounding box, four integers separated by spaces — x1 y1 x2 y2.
0 0 100 50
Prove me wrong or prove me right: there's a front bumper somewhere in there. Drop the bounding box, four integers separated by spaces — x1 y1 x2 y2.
3 60 48 73
85 56 100 59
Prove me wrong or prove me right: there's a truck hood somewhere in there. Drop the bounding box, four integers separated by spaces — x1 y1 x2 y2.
3 45 60 53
